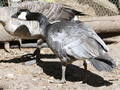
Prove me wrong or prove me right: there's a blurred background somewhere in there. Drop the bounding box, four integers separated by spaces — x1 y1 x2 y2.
0 0 120 17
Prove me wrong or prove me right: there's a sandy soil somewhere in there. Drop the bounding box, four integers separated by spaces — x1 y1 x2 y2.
0 0 119 90
0 35 120 90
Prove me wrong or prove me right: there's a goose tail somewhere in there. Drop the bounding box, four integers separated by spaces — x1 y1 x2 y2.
90 53 116 72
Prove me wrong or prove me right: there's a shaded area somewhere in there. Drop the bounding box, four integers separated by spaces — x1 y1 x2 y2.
0 39 37 49
0 54 113 87
98 33 120 44
37 60 112 87
98 33 120 39
109 0 120 14
0 54 57 63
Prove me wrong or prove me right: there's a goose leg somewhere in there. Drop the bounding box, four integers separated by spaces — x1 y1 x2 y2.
60 65 67 83
49 62 67 84
35 41 48 62
82 60 87 83
4 42 10 52
24 39 45 66
18 38 22 50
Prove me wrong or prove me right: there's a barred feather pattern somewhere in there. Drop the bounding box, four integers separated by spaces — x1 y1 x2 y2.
0 1 82 39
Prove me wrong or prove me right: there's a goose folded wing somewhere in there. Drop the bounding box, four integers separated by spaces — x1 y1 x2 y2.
63 33 100 59
49 21 107 59
76 22 109 52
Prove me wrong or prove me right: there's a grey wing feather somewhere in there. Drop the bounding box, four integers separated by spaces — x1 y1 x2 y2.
12 1 84 22
64 22 107 58
78 23 109 52
46 21 108 61
64 37 99 59
48 21 107 60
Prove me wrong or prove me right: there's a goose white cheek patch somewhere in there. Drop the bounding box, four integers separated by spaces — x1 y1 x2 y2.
18 12 27 20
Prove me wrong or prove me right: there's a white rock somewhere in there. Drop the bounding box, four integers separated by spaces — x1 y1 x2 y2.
117 75 120 77
6 74 14 78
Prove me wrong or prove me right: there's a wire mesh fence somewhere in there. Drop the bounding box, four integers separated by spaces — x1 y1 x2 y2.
55 0 120 17
0 0 119 17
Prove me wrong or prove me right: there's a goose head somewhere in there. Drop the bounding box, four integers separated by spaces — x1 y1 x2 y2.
12 9 50 37
11 9 43 21
11 9 30 20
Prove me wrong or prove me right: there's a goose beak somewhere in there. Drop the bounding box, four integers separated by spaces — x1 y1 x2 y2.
11 14 18 18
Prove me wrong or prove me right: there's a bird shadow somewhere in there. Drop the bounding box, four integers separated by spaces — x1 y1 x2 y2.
0 54 113 87
37 60 113 87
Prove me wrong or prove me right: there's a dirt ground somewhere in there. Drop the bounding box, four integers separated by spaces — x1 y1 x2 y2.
0 35 120 90
0 0 119 90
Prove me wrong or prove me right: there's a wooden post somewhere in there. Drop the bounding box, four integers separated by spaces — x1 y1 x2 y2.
7 0 10 7
80 15 120 34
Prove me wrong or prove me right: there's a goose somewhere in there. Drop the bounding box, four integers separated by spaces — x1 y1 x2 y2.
11 9 116 84
0 1 85 65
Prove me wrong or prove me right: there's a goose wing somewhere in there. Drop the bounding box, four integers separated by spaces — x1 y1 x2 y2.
47 21 108 60
8 1 85 38
12 1 85 22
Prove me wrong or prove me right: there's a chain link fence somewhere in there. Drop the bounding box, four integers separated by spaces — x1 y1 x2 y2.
55 0 120 17
0 0 119 17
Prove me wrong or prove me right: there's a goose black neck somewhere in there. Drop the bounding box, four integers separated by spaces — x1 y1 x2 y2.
26 12 50 37
26 13 50 24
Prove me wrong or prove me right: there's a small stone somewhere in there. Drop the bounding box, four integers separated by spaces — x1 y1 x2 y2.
6 74 14 78
0 76 2 79
117 64 120 70
117 75 120 77
48 80 53 83
43 86 47 88
57 84 63 87
32 78 37 81
49 76 54 80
